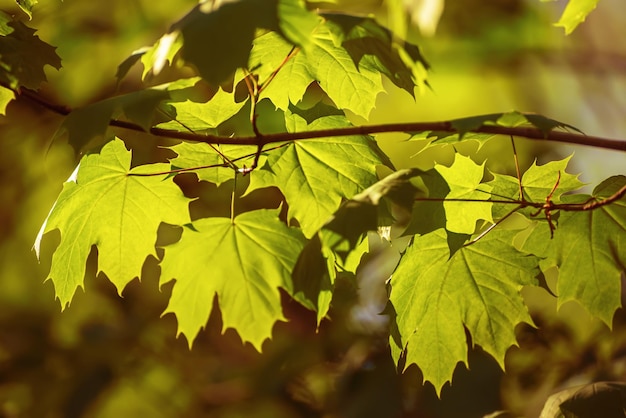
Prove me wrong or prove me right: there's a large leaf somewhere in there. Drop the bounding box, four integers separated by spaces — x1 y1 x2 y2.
172 0 318 85
246 114 387 237
34 139 191 307
520 176 626 325
0 11 61 89
250 15 428 117
434 154 493 234
390 228 540 394
160 209 306 350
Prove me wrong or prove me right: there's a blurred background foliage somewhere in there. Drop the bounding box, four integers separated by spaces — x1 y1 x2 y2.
0 0 625 417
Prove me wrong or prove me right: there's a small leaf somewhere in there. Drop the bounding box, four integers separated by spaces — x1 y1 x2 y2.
435 154 492 234
553 0 600 35
487 155 584 219
160 209 306 350
15 0 37 19
157 87 246 132
0 85 15 115
167 142 253 186
35 139 191 307
390 228 539 395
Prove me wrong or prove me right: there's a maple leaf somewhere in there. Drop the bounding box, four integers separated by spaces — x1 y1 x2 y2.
34 138 191 307
160 209 306 350
157 87 246 132
57 78 199 153
0 11 61 89
519 175 626 325
434 154 492 234
166 142 240 186
390 228 540 394
488 155 584 219
246 114 387 237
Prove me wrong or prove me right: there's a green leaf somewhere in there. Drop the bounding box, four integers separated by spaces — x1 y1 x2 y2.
57 78 199 153
250 15 427 118
435 154 492 234
519 155 584 202
323 13 429 96
390 228 540 395
116 32 184 83
553 0 600 35
291 234 336 324
278 0 321 51
167 142 251 186
0 84 15 115
157 87 247 132
0 11 61 89
487 155 584 219
246 114 388 237
34 139 191 307
410 111 581 150
160 209 306 350
15 0 37 19
520 176 626 325
173 1 276 85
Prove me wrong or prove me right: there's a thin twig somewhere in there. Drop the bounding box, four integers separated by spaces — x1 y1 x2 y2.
157 107 240 171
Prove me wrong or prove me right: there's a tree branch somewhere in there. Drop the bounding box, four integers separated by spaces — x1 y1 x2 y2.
14 85 626 152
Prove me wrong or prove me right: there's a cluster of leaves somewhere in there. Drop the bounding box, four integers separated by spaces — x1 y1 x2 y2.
6 0 624 396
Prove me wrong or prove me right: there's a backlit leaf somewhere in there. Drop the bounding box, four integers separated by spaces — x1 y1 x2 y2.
390 228 540 394
34 138 191 307
553 0 600 34
160 209 306 350
435 154 492 234
57 78 199 153
520 176 626 325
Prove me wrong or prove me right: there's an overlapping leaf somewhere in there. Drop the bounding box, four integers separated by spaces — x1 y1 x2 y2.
34 138 191 307
435 154 492 234
246 114 388 237
0 11 61 89
250 15 428 118
56 78 199 153
166 142 258 186
409 111 581 151
390 228 540 394
160 209 306 350
157 86 247 132
15 0 38 19
292 168 420 321
488 155 584 219
168 0 318 85
520 176 626 325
